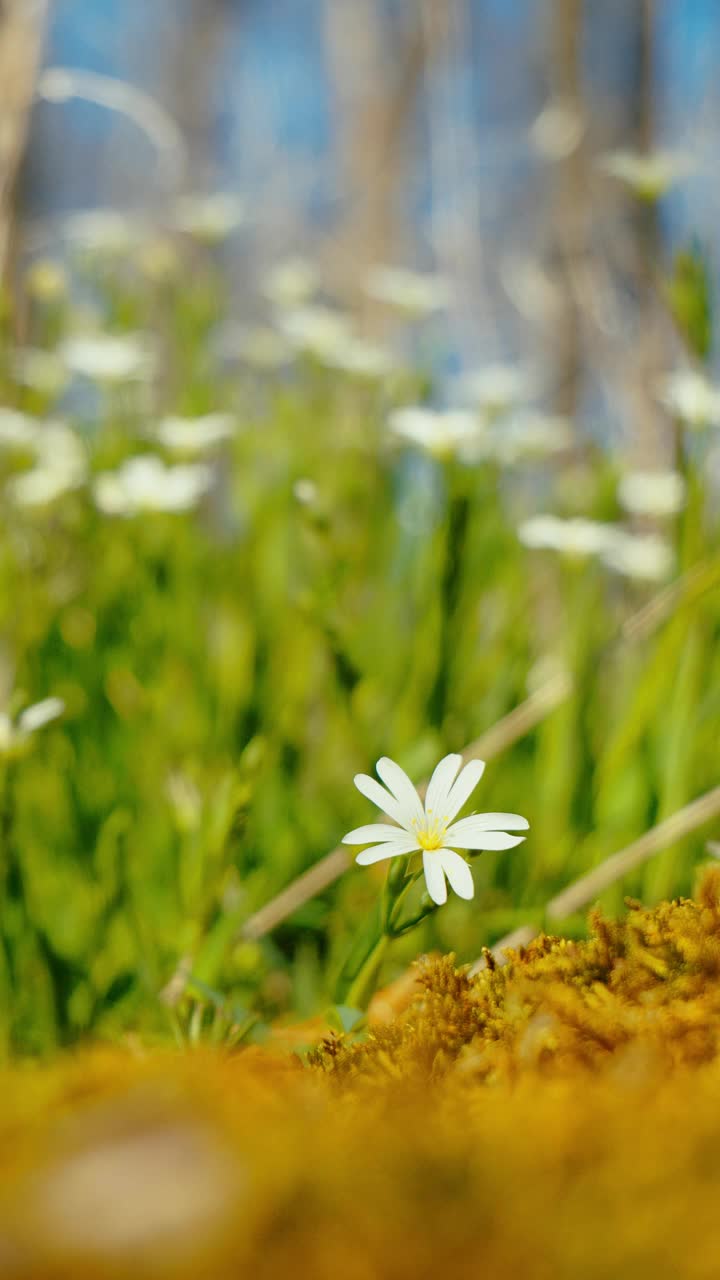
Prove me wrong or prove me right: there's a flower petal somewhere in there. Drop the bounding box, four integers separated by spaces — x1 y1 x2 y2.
376 757 424 826
446 814 529 846
424 754 462 819
448 828 526 851
444 759 486 822
355 838 420 866
438 849 474 900
342 823 406 846
353 773 407 826
422 851 447 905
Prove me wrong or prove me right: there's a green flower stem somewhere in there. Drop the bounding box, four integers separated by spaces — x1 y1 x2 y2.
343 933 390 1012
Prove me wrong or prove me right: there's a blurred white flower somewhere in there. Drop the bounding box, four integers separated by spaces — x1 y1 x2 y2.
60 334 155 384
387 406 483 460
155 414 236 455
11 349 68 397
618 470 686 518
322 335 395 379
0 409 41 450
277 305 352 359
93 455 213 516
365 265 451 315
656 369 720 429
519 515 622 557
598 149 695 200
530 98 584 160
7 422 87 509
293 478 319 507
63 209 148 256
170 193 245 242
486 411 574 463
458 364 532 417
262 256 319 308
601 531 674 583
0 696 65 755
343 754 528 907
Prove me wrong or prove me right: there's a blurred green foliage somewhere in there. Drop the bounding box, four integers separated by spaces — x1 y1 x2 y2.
0 231 719 1056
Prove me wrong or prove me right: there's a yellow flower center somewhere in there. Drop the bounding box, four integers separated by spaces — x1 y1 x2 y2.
412 811 448 852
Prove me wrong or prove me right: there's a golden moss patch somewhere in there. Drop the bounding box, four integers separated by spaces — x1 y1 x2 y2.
4 875 720 1278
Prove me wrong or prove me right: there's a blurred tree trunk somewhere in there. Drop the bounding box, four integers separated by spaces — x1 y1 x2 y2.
165 0 235 185
0 0 49 281
324 0 440 312
549 0 585 419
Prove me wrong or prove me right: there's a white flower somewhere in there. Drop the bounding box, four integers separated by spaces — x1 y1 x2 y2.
276 305 352 358
155 414 236 455
365 266 451 315
656 370 720 429
343 754 528 907
60 334 155 384
93 455 213 516
598 149 694 200
11 349 68 396
458 364 533 416
387 406 483 460
486 411 574 463
7 422 87 508
227 325 292 369
618 470 686 518
170 193 245 242
0 409 41 450
63 209 148 256
518 514 622 557
322 335 395 379
601 531 674 582
0 696 65 755
262 256 319 308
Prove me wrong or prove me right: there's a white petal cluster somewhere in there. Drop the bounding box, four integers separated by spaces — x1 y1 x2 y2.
93 455 213 517
0 696 65 756
518 515 621 557
262 257 319 308
64 209 148 256
601 531 674 582
276 305 352 359
656 370 720 429
458 364 533 416
6 422 87 509
485 411 574 463
598 149 694 200
0 409 42 451
387 406 483 460
170 193 245 242
618 470 686 518
365 266 451 315
60 334 155 384
155 414 237 455
343 754 528 907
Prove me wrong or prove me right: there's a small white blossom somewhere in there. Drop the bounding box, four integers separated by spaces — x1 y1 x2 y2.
598 149 695 200
322 335 395 379
601 531 674 582
656 370 720 429
93 455 213 517
63 209 148 256
0 409 41 450
155 414 236 455
7 422 87 508
343 754 528 906
276 305 352 359
365 266 451 315
228 325 292 370
618 470 686 518
519 514 622 557
11 349 68 396
458 364 533 417
0 696 65 755
387 406 483 460
60 334 155 384
170 193 245 242
262 257 319 308
486 411 574 463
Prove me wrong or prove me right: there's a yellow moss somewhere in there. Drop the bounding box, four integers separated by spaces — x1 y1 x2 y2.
4 876 720 1277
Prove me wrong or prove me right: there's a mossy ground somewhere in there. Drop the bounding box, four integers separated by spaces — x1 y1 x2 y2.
4 872 720 1278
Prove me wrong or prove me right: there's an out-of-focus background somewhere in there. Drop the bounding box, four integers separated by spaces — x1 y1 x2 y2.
1 0 720 1054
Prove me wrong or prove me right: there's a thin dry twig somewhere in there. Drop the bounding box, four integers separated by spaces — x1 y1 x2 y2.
471 784 720 973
